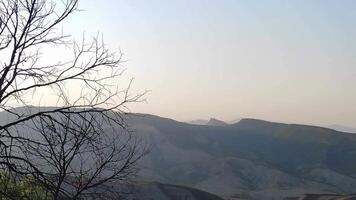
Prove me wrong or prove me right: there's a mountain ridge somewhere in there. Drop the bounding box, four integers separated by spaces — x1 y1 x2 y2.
126 113 356 199
2 108 356 199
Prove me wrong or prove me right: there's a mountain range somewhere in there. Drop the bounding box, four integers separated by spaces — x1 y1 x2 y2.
2 108 356 199
127 114 356 199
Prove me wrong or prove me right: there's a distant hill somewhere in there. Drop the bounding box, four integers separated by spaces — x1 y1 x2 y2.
207 118 228 126
328 124 356 133
187 119 210 125
187 118 228 126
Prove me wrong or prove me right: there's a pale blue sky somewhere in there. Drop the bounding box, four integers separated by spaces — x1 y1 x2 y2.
63 0 356 127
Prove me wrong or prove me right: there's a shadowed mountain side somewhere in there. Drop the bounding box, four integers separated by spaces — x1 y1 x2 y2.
126 182 225 200
125 114 356 200
285 193 356 200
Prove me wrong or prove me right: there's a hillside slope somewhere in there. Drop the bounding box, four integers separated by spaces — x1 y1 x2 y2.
126 182 225 200
126 114 356 200
286 194 356 200
1 108 356 199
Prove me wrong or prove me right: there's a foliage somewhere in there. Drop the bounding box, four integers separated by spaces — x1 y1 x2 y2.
0 171 52 200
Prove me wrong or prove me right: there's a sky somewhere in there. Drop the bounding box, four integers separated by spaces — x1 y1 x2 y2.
61 0 356 127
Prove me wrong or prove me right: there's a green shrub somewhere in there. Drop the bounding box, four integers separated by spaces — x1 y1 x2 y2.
0 171 52 200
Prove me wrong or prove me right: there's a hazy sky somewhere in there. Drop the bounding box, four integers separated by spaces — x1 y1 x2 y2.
62 0 356 127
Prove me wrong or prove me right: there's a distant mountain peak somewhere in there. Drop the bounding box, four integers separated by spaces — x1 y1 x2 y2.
206 118 228 126
187 119 209 125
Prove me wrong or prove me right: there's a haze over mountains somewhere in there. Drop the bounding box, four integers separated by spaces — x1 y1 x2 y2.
128 114 356 199
188 118 242 126
189 118 356 134
2 107 356 200
327 125 356 134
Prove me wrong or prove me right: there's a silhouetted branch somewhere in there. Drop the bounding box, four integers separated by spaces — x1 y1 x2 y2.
0 0 148 199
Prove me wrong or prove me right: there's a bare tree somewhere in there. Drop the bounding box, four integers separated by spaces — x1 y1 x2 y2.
0 0 147 199
12 111 144 200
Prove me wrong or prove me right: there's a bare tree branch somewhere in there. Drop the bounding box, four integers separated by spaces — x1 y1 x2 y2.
0 0 148 199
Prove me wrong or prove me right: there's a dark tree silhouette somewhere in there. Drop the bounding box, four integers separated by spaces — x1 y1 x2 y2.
0 0 147 199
